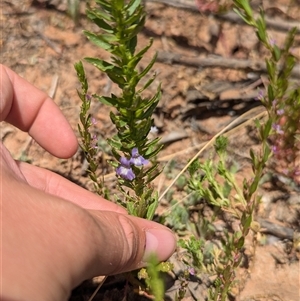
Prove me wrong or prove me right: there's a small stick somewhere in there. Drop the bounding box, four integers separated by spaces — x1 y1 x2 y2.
87 276 108 301
145 0 300 33
156 51 300 79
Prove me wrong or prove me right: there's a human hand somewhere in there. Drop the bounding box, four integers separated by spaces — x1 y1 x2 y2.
0 64 176 301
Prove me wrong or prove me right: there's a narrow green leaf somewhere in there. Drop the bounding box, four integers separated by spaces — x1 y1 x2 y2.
146 168 163 184
86 9 114 33
146 198 158 220
249 177 259 195
249 148 255 162
140 91 161 120
84 31 112 50
128 36 137 55
114 0 124 10
223 265 231 279
263 118 272 140
141 100 160 120
74 61 88 92
256 11 267 43
125 15 146 40
272 45 281 62
127 0 142 16
87 5 112 21
145 144 163 159
85 57 126 85
107 137 122 150
95 0 112 12
233 8 254 26
84 57 115 71
240 0 254 18
123 6 143 25
283 27 297 53
241 213 252 229
138 74 156 93
128 38 154 70
237 236 245 249
137 52 157 81
267 85 274 103
145 137 161 149
93 94 118 106
263 144 271 162
127 202 137 216
265 59 276 83
107 71 126 87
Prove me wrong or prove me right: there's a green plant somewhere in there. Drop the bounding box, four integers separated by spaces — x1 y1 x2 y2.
75 0 299 300
76 0 163 220
176 0 299 300
75 0 168 299
234 0 300 182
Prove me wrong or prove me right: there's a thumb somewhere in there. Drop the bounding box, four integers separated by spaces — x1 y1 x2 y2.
2 177 176 301
83 210 176 277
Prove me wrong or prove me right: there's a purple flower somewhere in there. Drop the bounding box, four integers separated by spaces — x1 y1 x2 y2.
283 169 288 175
91 134 98 149
255 90 264 101
271 145 278 154
91 117 97 125
188 267 195 276
294 168 300 176
115 148 149 181
116 157 135 181
129 148 149 166
276 109 284 116
272 123 284 135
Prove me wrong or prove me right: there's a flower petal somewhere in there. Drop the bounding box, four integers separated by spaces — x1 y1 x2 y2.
120 156 131 167
116 165 135 181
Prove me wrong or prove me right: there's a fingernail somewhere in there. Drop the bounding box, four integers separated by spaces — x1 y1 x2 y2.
143 228 176 262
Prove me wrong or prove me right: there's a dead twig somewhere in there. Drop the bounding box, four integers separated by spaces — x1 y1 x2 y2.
34 29 63 55
48 74 59 99
156 51 300 79
257 218 294 240
146 0 300 33
87 276 107 301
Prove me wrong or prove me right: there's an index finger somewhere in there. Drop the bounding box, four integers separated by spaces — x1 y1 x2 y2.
0 64 78 158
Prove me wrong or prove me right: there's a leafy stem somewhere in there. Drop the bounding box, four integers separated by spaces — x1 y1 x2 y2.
76 0 163 219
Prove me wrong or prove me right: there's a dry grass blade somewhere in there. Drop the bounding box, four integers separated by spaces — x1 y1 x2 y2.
87 276 108 301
